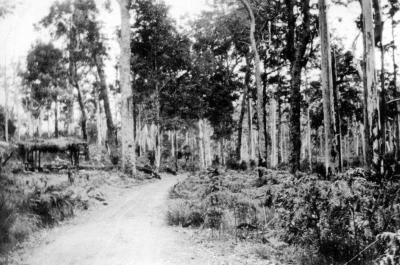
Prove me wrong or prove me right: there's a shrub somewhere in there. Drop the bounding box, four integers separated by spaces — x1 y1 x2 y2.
249 159 257 169
204 207 223 229
226 157 240 170
9 214 38 242
239 161 248 171
0 195 15 253
28 190 74 225
376 231 400 265
166 199 191 226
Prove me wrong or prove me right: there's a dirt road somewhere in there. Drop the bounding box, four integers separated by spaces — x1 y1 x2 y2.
14 175 224 265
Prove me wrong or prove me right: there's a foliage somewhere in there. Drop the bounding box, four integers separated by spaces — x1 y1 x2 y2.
376 231 400 265
21 42 68 113
0 194 15 253
167 167 400 264
131 0 192 129
28 188 74 225
0 0 13 18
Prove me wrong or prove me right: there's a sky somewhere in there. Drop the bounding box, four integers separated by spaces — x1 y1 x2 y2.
0 0 208 68
0 0 208 106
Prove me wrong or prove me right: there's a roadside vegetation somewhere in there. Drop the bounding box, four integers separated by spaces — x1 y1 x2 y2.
168 167 400 265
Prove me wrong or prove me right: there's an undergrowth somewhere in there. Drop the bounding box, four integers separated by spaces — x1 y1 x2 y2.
167 168 400 265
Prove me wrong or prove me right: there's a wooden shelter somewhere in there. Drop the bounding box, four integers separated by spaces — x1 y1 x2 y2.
18 138 88 171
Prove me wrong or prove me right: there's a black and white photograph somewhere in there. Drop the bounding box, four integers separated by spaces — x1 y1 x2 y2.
0 0 400 264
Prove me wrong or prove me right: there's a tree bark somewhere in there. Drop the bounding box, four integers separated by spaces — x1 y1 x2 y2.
155 83 161 172
248 96 254 161
361 0 381 172
375 0 386 165
319 0 337 177
4 66 8 142
118 0 136 175
307 101 312 171
94 55 118 157
392 17 400 159
199 119 205 169
236 93 247 162
95 88 103 146
332 51 343 171
277 96 282 165
240 0 266 166
270 95 278 168
285 0 311 173
54 99 59 138
236 57 251 161
75 81 88 141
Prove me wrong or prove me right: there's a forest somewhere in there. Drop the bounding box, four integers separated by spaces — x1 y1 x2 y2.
1 0 400 264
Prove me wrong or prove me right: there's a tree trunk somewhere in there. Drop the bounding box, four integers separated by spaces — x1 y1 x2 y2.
174 129 178 172
307 103 312 171
248 97 254 161
199 119 205 169
392 17 400 159
155 83 161 172
289 64 302 173
380 45 386 156
236 60 251 161
332 51 343 171
319 0 337 177
240 0 266 166
236 93 246 162
219 138 225 166
76 82 88 141
277 97 282 165
94 55 118 157
118 0 136 175
95 90 103 146
270 95 278 168
54 99 59 138
361 0 381 172
4 66 8 142
375 0 386 164
285 0 311 173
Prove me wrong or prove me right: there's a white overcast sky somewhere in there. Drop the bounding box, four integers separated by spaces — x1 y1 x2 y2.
0 0 208 106
0 0 208 66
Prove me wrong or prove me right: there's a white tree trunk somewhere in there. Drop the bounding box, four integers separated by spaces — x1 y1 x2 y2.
319 0 337 176
270 97 278 168
96 95 103 146
198 119 205 169
118 0 136 174
362 0 380 171
248 97 254 161
240 0 266 164
4 66 8 142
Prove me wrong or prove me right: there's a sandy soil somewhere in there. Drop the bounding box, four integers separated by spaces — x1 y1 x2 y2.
8 175 246 265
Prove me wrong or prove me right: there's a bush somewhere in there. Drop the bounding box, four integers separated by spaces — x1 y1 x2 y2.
376 231 400 265
166 199 204 227
226 157 240 170
28 190 74 225
0 195 15 253
166 199 191 226
239 161 248 171
268 169 400 264
9 214 38 242
249 159 257 169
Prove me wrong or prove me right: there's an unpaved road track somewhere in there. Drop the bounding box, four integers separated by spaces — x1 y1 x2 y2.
16 175 222 265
